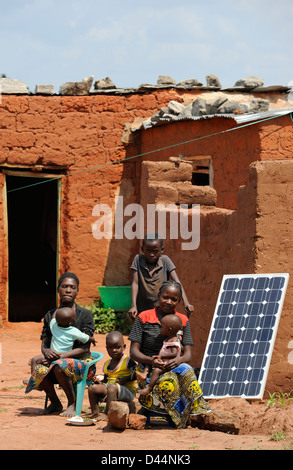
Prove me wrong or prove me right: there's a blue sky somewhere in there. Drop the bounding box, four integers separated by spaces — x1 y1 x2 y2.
1 0 293 92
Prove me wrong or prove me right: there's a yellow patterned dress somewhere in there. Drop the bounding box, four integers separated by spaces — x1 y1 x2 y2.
137 363 211 429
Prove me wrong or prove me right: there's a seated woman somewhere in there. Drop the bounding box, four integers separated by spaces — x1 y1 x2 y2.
128 280 211 429
25 272 96 417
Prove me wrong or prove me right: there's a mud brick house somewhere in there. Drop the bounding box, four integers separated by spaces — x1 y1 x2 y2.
1 74 293 391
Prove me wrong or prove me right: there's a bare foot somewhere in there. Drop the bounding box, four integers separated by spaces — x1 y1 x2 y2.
38 402 63 415
135 370 148 381
83 412 107 421
84 412 99 419
96 414 107 421
59 404 76 417
138 387 152 396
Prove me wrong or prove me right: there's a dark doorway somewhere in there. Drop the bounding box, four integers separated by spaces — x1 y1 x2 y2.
6 174 59 322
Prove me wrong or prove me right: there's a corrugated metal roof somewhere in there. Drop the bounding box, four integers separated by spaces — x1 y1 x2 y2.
132 108 293 132
229 108 293 124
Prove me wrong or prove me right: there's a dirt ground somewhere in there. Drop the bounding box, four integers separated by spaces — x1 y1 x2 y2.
1 321 293 453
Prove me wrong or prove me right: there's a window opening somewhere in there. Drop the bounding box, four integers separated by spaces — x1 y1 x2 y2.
183 156 213 187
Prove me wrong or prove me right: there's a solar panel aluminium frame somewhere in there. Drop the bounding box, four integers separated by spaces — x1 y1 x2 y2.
198 273 289 399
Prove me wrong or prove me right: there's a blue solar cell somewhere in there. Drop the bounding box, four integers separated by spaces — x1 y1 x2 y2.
266 289 282 302
217 303 231 316
254 277 269 289
198 274 289 399
245 382 262 396
270 277 285 289
220 290 235 303
223 277 239 290
263 302 279 316
213 382 228 395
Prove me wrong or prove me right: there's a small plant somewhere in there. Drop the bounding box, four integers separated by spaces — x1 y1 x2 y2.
266 391 277 407
84 300 132 335
270 431 287 441
265 390 293 408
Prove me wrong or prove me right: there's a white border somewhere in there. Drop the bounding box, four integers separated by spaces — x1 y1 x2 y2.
198 273 290 399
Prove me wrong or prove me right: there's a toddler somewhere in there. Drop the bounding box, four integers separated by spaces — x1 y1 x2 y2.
87 331 137 418
136 314 182 396
29 306 96 373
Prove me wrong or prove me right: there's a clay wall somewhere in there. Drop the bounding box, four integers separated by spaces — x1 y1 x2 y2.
0 91 191 317
1 88 271 318
134 113 293 210
250 160 293 391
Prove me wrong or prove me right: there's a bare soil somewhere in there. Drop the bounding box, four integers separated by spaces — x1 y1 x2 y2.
1 321 293 452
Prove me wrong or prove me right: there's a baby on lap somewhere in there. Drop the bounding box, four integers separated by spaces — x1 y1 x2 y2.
136 314 182 396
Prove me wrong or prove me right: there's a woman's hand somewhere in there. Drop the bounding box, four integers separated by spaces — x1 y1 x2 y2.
43 348 60 362
164 357 180 371
151 355 165 369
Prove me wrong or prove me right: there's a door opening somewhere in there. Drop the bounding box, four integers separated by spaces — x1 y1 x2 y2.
6 174 59 322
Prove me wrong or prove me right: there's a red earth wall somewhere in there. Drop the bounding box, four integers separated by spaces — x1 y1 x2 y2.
0 91 187 317
134 113 293 210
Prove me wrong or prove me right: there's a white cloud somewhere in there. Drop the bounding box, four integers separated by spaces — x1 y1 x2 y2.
0 0 292 90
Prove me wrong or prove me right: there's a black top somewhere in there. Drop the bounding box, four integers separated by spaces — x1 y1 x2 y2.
128 307 193 358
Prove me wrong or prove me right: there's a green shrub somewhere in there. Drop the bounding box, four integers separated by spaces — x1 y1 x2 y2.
85 300 132 335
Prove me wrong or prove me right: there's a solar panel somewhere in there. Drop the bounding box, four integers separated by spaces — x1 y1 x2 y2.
198 273 289 399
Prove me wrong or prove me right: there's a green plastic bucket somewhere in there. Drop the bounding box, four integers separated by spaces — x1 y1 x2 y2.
98 286 131 311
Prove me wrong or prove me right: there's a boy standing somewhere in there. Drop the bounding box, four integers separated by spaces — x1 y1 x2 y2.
128 234 194 320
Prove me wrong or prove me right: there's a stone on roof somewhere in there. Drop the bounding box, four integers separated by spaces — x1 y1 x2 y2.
157 75 176 85
35 84 55 95
0 78 29 94
234 76 264 88
94 77 116 90
59 75 94 96
176 78 203 87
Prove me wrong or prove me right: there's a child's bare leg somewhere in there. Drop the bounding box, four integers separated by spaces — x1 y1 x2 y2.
24 355 51 385
88 383 107 418
135 366 150 381
105 383 118 414
30 354 45 374
23 356 43 385
138 368 162 396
